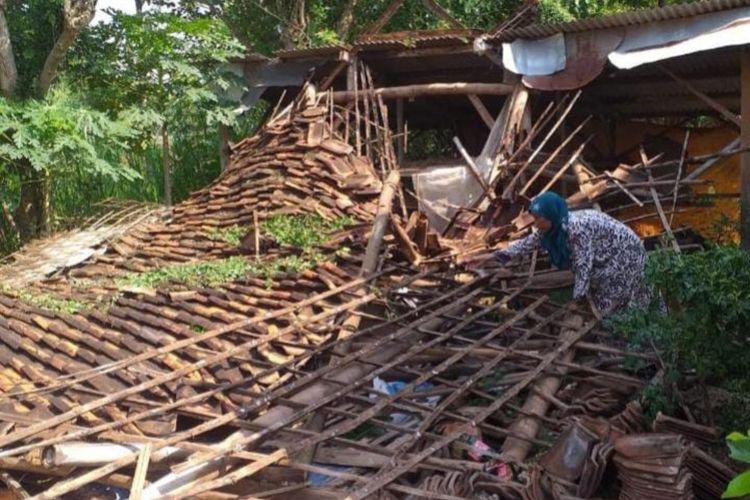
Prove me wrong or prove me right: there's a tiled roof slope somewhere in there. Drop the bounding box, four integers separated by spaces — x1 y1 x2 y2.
0 96 381 436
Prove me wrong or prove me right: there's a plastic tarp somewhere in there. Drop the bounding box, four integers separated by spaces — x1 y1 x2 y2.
500 6 750 86
502 33 566 76
414 162 488 233
609 8 750 69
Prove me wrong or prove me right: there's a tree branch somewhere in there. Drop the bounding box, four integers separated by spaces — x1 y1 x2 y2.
336 0 358 40
0 0 18 98
36 0 97 97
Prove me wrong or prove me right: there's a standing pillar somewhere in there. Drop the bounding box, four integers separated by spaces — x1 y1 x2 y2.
741 48 750 249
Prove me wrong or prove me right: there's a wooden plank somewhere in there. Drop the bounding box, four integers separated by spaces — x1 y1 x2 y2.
742 49 750 250
646 169 680 252
683 138 740 181
129 443 152 500
467 94 494 129
660 65 741 128
452 136 495 200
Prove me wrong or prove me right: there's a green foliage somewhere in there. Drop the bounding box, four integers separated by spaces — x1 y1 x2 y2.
0 286 86 315
209 225 246 246
610 246 750 383
65 10 247 205
609 246 750 425
0 86 146 180
117 253 331 290
723 430 750 498
264 214 354 250
69 11 244 119
405 129 455 161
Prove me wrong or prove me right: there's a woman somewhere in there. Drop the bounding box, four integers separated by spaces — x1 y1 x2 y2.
479 192 651 316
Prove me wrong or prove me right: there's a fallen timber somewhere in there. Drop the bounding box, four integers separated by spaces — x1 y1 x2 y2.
0 55 741 500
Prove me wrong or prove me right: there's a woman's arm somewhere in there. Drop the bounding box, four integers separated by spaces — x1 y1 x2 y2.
498 231 542 261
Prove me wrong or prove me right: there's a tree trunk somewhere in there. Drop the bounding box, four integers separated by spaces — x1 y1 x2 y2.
0 1 18 98
218 123 231 172
135 0 145 14
14 164 48 239
336 0 358 40
279 0 307 49
37 0 97 97
162 125 172 207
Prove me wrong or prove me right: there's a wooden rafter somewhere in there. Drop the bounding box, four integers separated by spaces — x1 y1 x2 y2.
660 65 741 128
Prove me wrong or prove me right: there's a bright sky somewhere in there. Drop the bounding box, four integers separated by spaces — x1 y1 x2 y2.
92 0 145 24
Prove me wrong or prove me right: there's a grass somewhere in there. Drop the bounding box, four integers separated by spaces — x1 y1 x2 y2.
0 286 87 315
208 225 246 246
117 253 333 290
205 214 355 251
264 214 355 249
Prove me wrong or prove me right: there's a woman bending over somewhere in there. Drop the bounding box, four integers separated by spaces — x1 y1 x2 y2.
478 192 651 317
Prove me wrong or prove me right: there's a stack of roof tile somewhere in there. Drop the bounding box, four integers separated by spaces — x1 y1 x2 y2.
613 434 695 500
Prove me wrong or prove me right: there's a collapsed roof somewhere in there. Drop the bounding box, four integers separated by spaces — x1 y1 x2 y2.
0 0 747 498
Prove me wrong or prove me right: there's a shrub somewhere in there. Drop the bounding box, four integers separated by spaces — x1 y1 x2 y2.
609 246 750 424
723 430 750 498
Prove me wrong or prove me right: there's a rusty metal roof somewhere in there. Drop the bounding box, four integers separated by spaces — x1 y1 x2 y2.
355 28 481 49
492 0 750 40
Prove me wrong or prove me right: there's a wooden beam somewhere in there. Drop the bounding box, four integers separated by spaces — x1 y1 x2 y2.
683 138 740 181
741 49 750 250
332 82 513 103
129 443 152 500
452 136 495 200
422 0 465 29
660 65 741 128
396 98 405 163
467 94 494 129
643 149 680 252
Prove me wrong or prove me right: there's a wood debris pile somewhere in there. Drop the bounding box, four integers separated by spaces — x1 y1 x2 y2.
0 54 743 500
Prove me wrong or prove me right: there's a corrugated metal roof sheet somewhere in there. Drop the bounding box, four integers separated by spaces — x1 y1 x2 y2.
493 0 750 40
355 28 480 48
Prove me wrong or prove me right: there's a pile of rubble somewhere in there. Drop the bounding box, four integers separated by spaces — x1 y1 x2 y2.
0 57 743 499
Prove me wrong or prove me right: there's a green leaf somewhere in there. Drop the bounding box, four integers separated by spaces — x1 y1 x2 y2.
723 470 750 498
728 432 750 464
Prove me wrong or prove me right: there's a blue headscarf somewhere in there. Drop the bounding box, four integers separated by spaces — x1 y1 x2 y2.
528 192 571 270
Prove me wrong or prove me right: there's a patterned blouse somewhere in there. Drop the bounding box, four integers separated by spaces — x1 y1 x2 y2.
501 210 650 315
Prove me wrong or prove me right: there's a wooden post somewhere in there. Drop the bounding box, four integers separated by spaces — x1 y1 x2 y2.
741 49 750 250
396 98 405 164
361 170 401 276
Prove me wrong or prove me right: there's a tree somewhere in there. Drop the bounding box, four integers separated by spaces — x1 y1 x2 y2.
67 10 245 204
0 0 99 239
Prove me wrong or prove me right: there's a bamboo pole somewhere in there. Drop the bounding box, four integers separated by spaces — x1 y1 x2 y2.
129 443 152 500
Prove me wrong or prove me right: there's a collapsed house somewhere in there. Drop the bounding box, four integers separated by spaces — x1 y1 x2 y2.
0 0 749 498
